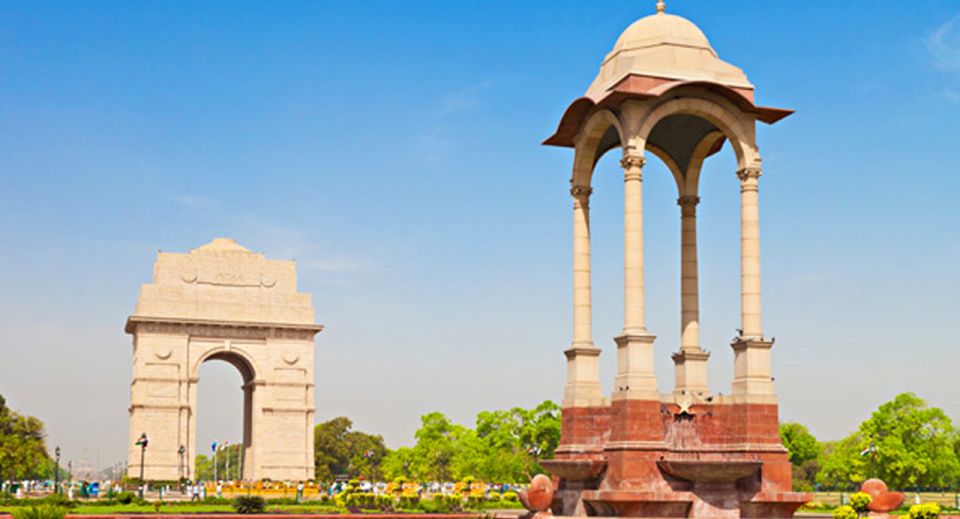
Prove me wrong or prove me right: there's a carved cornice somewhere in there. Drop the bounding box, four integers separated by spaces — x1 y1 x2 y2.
126 316 322 341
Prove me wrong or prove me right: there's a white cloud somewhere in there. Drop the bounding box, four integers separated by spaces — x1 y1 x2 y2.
925 16 960 71
437 80 494 116
240 219 368 274
172 193 215 208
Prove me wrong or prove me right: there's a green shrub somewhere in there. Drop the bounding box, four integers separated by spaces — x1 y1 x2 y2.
398 494 421 510
344 492 381 511
11 505 67 519
232 495 266 514
502 491 519 503
36 495 76 509
202 496 231 505
265 498 299 506
115 491 137 505
375 494 394 511
833 505 859 519
906 503 941 519
849 492 872 514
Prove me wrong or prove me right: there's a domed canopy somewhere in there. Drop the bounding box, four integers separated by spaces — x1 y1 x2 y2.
585 6 752 100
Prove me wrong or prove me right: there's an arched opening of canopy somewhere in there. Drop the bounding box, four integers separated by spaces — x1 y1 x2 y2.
639 105 749 396
195 350 256 481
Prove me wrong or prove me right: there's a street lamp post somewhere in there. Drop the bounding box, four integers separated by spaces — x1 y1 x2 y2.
135 433 149 499
54 447 61 495
178 445 186 493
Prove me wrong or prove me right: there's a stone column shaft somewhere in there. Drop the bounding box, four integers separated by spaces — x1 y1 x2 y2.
622 154 647 333
738 167 763 338
673 195 709 396
572 186 593 345
679 196 701 351
564 185 601 407
615 149 657 399
731 166 775 400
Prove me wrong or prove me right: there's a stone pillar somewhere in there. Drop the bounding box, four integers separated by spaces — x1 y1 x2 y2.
738 167 763 338
732 166 775 399
564 185 602 407
614 148 657 399
672 195 709 396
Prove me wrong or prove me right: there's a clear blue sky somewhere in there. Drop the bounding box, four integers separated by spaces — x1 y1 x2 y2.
1 1 959 471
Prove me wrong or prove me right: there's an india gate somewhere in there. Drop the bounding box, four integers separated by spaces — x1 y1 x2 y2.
540 2 808 518
125 238 321 481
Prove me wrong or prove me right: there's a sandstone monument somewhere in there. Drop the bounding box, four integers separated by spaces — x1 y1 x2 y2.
125 238 322 481
541 2 808 518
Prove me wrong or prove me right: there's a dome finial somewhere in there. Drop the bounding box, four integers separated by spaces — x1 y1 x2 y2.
656 0 666 13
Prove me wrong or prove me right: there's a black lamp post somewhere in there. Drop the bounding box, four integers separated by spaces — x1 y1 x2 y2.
136 433 149 498
54 446 61 495
178 445 186 493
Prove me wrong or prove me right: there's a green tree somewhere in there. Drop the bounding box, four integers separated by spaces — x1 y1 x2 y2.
857 393 959 489
0 394 50 483
195 443 243 480
380 401 561 483
780 422 821 491
817 434 864 490
817 393 960 490
314 417 387 481
780 423 819 466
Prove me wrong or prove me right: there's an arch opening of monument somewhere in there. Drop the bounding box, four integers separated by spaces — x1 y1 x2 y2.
194 352 256 480
126 238 321 482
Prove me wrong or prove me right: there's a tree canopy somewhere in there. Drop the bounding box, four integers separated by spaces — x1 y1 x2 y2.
380 401 560 483
0 394 51 481
812 393 960 490
314 417 387 481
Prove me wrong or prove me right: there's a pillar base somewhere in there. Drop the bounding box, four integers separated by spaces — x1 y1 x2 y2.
672 349 710 398
564 345 603 408
731 337 776 399
613 332 658 400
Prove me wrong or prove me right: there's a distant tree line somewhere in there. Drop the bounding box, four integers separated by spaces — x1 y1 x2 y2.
781 393 960 491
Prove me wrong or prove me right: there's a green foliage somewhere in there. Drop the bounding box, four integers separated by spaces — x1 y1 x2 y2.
780 422 821 491
231 496 266 514
502 491 519 503
848 492 872 513
397 494 421 510
194 443 243 481
833 505 859 519
0 394 51 481
314 417 387 481
816 393 960 490
380 401 561 483
858 393 960 489
115 492 138 505
781 423 820 466
906 503 941 519
11 506 66 519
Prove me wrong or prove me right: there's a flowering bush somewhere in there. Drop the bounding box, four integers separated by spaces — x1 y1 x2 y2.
849 492 872 514
833 505 859 519
906 503 941 519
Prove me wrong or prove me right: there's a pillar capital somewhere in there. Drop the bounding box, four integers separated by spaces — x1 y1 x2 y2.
677 195 700 216
620 149 645 180
570 185 593 206
736 166 762 190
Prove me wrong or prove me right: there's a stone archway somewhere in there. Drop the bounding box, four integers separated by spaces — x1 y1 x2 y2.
125 238 323 481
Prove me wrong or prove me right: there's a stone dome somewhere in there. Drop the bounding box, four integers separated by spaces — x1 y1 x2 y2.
585 8 753 100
